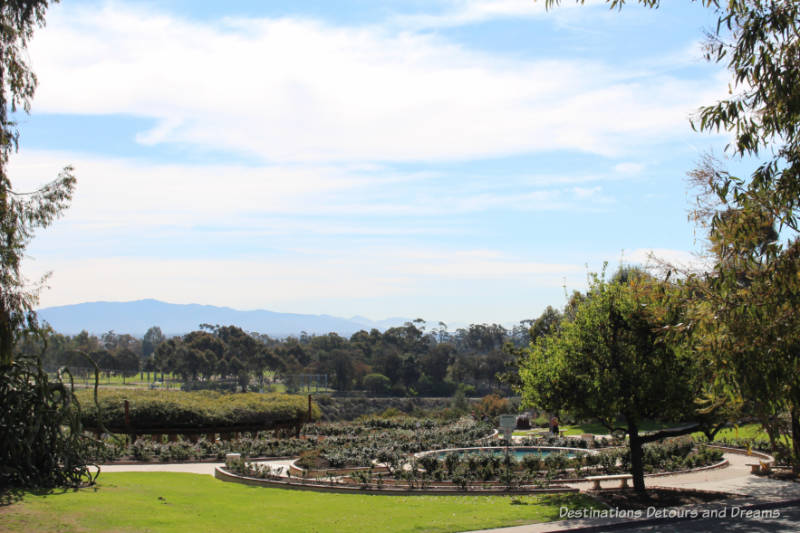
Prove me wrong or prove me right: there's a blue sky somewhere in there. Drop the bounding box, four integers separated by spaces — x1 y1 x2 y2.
15 0 738 327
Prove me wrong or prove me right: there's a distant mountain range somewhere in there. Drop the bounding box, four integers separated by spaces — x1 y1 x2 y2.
37 299 412 338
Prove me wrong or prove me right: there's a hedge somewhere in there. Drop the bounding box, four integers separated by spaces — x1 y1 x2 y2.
75 389 320 432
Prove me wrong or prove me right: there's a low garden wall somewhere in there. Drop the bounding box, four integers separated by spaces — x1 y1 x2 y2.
214 466 580 495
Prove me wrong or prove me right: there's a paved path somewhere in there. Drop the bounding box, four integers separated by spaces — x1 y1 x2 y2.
91 462 223 475
561 451 800 502
91 458 295 477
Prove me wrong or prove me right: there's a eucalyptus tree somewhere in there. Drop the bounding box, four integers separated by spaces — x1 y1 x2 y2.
0 0 75 364
0 0 88 489
142 326 166 357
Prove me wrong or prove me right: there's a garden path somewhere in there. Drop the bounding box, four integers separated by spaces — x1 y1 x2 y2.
92 458 295 477
560 452 800 501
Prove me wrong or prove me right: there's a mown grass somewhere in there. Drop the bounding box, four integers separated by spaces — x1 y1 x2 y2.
692 423 792 446
562 420 677 436
521 420 779 444
1 472 600 533
62 371 183 390
562 421 782 443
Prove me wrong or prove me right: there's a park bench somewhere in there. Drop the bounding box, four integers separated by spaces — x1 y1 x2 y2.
746 462 772 475
585 474 633 490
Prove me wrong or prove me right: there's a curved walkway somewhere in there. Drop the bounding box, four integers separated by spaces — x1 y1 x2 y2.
561 452 800 502
91 458 295 477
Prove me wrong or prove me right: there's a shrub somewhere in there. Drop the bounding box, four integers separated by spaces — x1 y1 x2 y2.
363 374 392 395
532 415 550 428
296 449 323 470
75 389 318 431
472 394 510 421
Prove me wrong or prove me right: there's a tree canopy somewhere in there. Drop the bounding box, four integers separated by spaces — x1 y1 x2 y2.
1 0 74 364
519 272 717 492
544 0 800 476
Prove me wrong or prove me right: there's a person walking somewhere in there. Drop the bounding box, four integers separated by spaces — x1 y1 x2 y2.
549 416 559 436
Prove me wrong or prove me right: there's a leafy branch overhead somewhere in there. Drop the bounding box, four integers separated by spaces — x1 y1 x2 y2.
1 0 75 365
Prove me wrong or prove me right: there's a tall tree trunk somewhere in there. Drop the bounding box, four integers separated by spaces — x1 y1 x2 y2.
791 407 800 475
628 421 646 494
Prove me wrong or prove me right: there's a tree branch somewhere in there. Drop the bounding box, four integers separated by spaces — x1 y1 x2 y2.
639 423 701 443
598 417 628 434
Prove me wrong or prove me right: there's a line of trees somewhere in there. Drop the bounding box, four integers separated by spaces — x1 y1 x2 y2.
17 320 544 396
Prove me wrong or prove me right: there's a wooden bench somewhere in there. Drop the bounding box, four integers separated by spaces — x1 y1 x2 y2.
585 474 633 490
746 462 772 475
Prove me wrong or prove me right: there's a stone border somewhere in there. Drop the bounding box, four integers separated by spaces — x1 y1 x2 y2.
217 454 730 495
642 458 729 478
214 466 580 495
707 444 774 463
288 459 389 478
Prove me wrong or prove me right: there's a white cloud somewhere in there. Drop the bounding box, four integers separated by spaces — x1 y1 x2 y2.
28 2 724 163
9 150 622 240
9 150 370 228
393 0 608 30
393 0 548 29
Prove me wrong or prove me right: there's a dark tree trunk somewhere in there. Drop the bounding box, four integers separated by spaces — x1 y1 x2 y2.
791 407 800 475
627 421 646 494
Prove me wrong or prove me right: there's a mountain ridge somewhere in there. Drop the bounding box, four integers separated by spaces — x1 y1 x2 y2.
37 299 412 338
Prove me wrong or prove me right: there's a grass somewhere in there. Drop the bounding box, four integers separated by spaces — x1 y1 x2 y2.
526 419 781 446
63 371 183 390
517 420 704 437
60 371 317 394
692 423 792 446
693 423 765 442
1 472 601 533
560 420 684 436
562 421 779 442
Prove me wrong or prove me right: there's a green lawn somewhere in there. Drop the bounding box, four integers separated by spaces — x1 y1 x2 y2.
692 423 791 445
515 420 695 437
562 421 779 442
561 420 684 436
1 473 600 533
528 419 779 444
65 371 183 389
691 423 763 442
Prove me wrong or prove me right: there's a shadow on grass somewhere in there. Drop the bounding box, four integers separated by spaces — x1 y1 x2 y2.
1 484 94 507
